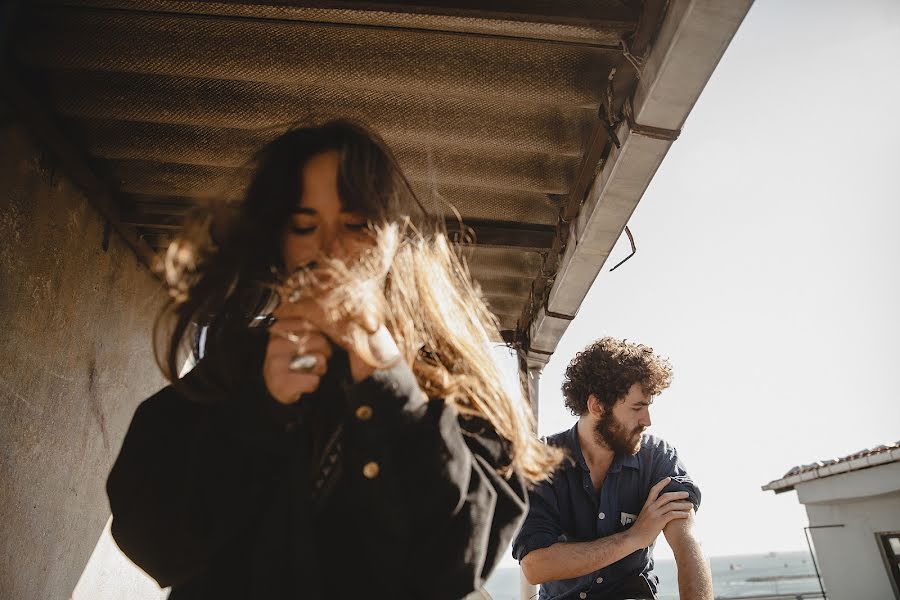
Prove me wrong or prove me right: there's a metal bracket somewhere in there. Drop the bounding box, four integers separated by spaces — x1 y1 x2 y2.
624 98 681 141
597 103 622 149
527 347 554 356
543 295 577 321
609 225 636 272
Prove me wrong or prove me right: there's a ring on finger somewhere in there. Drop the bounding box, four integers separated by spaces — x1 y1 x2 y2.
288 353 318 373
274 329 310 347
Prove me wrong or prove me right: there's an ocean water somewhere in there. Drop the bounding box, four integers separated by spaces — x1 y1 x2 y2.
483 551 821 600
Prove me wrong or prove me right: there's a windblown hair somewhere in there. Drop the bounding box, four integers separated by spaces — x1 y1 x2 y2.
561 337 673 416
155 119 561 482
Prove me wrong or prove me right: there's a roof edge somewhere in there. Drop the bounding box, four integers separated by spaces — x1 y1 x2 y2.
762 446 900 493
525 0 754 362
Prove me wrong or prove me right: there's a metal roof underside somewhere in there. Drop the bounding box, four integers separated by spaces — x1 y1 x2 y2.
4 0 753 359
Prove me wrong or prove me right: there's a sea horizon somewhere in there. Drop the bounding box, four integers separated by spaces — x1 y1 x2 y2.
484 549 821 600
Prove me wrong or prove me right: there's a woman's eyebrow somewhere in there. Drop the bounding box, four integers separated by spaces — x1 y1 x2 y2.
291 207 317 215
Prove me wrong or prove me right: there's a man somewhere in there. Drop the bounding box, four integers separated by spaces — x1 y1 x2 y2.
513 337 713 600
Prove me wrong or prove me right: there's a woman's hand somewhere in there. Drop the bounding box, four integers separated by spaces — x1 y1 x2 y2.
264 315 333 405
263 294 398 404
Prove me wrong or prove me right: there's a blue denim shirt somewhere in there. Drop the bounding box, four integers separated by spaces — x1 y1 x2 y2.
512 424 701 600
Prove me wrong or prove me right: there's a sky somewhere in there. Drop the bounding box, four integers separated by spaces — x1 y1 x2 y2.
494 0 900 562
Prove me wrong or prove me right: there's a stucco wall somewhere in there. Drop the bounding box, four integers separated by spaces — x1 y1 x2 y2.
802 474 900 600
0 119 168 599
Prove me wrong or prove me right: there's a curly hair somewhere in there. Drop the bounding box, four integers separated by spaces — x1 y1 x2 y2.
561 337 673 416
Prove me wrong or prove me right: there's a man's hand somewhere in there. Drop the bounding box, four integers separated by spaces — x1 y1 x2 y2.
625 477 693 549
519 478 694 586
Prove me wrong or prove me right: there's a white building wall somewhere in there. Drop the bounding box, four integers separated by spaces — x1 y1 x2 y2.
796 463 900 600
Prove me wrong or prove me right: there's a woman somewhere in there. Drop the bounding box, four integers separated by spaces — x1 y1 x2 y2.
107 120 561 599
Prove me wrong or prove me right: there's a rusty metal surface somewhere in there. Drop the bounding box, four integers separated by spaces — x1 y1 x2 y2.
31 0 637 44
7 0 658 337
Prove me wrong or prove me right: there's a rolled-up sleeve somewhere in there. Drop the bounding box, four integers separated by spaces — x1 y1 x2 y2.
512 477 564 561
649 440 701 511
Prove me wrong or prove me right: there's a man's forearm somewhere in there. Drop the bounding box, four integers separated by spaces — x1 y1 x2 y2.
663 509 713 600
521 532 641 585
673 537 713 600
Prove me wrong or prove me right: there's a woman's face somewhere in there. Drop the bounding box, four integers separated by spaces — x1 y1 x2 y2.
282 150 373 272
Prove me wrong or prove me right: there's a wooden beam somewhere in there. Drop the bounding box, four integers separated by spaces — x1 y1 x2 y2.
448 219 555 250
124 212 556 250
482 294 525 316
124 194 197 216
1 67 157 269
474 274 531 299
122 218 182 230
137 230 172 251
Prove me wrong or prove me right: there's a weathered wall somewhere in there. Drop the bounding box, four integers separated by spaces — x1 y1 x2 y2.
0 117 167 599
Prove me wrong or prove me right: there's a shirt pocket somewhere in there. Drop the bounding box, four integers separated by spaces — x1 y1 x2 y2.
616 508 641 532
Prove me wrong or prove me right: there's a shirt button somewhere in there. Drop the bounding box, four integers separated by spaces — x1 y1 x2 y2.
579 593 587 599
355 405 373 421
596 576 604 584
362 461 380 479
598 512 606 520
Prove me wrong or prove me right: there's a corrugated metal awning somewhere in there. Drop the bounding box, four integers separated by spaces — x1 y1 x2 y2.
3 0 753 362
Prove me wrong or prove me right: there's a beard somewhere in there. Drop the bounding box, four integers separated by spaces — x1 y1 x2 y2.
594 409 643 456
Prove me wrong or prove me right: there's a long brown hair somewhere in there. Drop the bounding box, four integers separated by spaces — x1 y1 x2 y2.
157 120 562 482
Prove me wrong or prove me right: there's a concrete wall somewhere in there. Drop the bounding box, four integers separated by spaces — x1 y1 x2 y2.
798 464 900 600
0 117 168 599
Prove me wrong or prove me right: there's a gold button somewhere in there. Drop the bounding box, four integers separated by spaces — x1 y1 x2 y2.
355 405 373 421
362 461 380 479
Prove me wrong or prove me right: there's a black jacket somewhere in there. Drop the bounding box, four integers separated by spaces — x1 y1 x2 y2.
107 331 527 599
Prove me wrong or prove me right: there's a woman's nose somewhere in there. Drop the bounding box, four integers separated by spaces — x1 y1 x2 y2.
324 228 347 259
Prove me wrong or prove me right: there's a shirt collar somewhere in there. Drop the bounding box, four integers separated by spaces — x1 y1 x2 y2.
565 422 641 472
612 451 640 472
566 423 589 471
